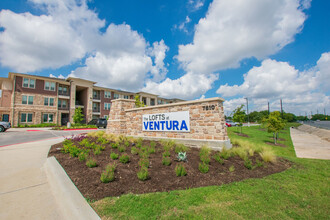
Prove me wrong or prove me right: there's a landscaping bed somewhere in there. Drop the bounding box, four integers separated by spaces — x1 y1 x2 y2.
48 132 291 200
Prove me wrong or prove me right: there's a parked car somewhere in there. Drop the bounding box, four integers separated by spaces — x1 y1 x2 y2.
226 122 231 127
88 118 107 128
226 120 238 127
0 121 11 132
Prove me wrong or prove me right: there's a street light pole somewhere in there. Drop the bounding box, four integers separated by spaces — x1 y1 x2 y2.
244 97 250 127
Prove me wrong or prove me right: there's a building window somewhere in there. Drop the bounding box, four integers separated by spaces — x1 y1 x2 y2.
104 91 111 98
43 113 54 123
22 95 33 105
58 85 69 95
103 115 108 120
22 78 35 89
114 93 119 99
124 95 129 99
58 99 67 108
21 113 33 123
44 97 54 106
45 81 56 91
104 103 111 110
150 98 155 106
0 89 2 98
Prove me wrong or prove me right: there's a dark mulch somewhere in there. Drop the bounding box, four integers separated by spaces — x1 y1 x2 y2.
48 138 291 200
265 141 287 147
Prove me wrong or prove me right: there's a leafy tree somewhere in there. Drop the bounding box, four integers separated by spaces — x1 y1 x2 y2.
283 112 297 122
134 95 145 108
233 105 246 134
296 116 308 121
263 111 286 144
311 114 329 121
73 107 84 124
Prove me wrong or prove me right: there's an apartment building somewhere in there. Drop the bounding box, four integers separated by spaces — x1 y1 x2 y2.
0 72 183 126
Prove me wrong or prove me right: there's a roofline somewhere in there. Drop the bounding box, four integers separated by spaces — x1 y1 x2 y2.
8 72 69 84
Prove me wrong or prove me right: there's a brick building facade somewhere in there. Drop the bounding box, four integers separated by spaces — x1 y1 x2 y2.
0 72 182 126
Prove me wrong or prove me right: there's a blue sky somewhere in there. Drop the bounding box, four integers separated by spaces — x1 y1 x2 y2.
0 0 329 116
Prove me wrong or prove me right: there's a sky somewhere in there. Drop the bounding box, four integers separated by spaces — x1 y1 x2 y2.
0 0 329 116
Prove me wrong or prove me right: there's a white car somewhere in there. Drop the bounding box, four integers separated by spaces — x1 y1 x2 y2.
226 120 239 126
0 121 11 132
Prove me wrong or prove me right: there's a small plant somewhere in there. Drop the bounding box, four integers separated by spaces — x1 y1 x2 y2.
175 143 189 154
162 156 171 166
256 159 264 167
138 158 149 168
118 145 126 152
131 147 138 155
259 150 276 163
199 145 211 164
231 147 248 160
110 152 119 160
229 165 235 172
213 153 224 165
148 145 156 154
111 142 119 149
94 147 101 155
177 152 187 162
100 163 116 183
78 151 88 161
175 164 187 176
244 158 253 170
124 140 130 147
86 158 97 168
220 147 232 159
137 167 148 181
163 151 170 157
199 162 209 173
150 141 156 148
119 154 130 164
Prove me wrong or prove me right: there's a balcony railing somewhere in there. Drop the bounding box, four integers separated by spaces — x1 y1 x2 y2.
93 107 100 113
93 95 100 100
58 106 69 110
58 91 70 96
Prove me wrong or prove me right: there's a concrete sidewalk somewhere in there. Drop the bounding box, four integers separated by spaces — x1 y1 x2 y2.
0 138 100 219
290 127 330 160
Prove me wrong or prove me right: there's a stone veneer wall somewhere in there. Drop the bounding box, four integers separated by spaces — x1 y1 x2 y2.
107 97 231 149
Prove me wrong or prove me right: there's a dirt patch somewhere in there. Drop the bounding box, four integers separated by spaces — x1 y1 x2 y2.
265 141 287 147
48 139 291 200
233 131 250 138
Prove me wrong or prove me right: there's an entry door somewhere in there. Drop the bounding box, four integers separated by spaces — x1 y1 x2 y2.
61 113 69 126
2 114 9 122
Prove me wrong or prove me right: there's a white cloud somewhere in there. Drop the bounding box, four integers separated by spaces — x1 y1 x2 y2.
148 40 169 82
143 72 218 99
217 52 330 115
49 73 65 79
0 0 104 72
188 0 205 11
177 0 308 74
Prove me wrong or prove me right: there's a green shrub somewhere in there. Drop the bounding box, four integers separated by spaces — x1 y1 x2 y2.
110 152 119 160
78 152 88 161
162 156 171 166
100 163 116 183
79 138 91 148
213 153 224 165
256 159 264 167
220 147 232 159
94 147 101 155
161 139 176 152
124 141 130 147
199 145 211 164
163 151 170 157
137 167 148 181
138 158 149 168
131 147 138 155
244 158 253 170
175 143 189 154
175 164 187 176
69 145 82 157
231 147 248 160
229 165 235 172
148 145 156 154
86 158 97 168
150 141 156 148
118 145 126 152
111 143 119 149
200 154 210 164
119 154 130 164
199 162 209 173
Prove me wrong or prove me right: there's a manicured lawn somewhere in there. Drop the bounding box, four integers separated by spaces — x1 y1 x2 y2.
90 123 330 219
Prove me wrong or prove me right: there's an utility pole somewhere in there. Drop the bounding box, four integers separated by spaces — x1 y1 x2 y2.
268 102 270 115
244 97 250 127
280 99 283 119
324 108 326 115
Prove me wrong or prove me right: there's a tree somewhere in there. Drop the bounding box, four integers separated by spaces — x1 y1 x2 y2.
233 105 246 134
73 107 84 124
134 95 145 108
283 112 297 122
263 111 286 144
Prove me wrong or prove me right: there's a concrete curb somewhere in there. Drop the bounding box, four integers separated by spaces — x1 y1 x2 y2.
45 157 101 220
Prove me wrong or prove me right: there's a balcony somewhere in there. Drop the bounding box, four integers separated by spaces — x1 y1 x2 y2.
93 107 100 113
58 106 69 110
75 101 85 108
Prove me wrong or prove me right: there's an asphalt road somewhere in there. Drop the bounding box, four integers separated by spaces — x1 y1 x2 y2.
302 121 330 130
0 128 103 147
